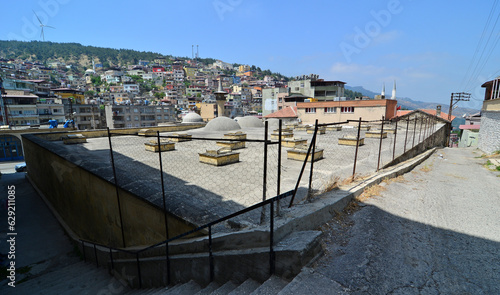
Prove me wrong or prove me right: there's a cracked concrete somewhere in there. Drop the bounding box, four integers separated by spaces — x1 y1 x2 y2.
312 148 500 294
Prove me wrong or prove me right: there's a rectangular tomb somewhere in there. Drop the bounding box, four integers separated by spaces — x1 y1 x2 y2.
365 131 388 139
326 126 343 131
223 131 246 140
170 133 192 142
271 132 294 140
295 125 308 131
138 129 156 136
287 145 324 162
307 126 326 134
199 148 240 166
216 140 246 150
359 125 371 131
62 134 87 145
274 128 293 133
281 138 308 148
338 136 365 146
144 140 175 152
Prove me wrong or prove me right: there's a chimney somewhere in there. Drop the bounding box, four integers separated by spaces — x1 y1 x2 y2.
436 105 441 117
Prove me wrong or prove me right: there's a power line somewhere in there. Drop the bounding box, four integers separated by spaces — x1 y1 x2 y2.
460 0 498 88
462 0 500 91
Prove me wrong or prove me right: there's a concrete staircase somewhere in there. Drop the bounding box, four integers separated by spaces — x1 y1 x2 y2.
4 261 130 295
5 262 347 295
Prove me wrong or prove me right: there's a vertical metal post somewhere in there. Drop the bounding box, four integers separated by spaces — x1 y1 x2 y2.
94 244 99 267
107 128 126 248
81 240 86 262
209 225 214 282
157 131 170 285
270 201 275 275
308 119 319 193
423 117 429 143
418 117 423 143
403 118 409 153
377 116 384 171
352 117 362 180
392 119 398 161
276 120 282 216
109 248 114 270
412 117 417 148
261 121 268 224
136 253 142 288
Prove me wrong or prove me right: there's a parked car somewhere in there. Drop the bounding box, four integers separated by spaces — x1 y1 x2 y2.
15 163 27 172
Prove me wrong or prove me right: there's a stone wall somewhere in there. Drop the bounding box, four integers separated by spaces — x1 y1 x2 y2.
479 111 500 154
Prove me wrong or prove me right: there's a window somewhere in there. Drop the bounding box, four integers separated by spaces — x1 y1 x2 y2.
295 87 299 91
133 108 138 113
341 107 354 113
305 108 316 113
325 107 336 113
134 116 139 121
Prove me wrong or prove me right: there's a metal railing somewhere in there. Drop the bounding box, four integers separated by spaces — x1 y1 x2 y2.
78 114 446 287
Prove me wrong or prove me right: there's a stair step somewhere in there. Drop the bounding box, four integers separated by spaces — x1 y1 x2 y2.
277 268 347 295
228 278 260 295
43 266 111 294
194 281 220 295
165 280 201 295
11 262 93 293
211 281 237 295
249 276 288 295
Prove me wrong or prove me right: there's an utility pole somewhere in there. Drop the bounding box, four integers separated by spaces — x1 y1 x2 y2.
447 92 470 147
448 92 470 121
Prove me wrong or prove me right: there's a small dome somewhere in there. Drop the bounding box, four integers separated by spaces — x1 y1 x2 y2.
237 116 264 128
182 112 203 123
204 117 241 131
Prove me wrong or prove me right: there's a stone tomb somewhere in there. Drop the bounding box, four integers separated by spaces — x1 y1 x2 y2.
307 126 326 134
199 147 240 166
326 126 343 131
223 131 246 140
216 140 245 150
338 136 365 146
365 130 388 139
359 125 371 131
144 139 175 152
281 138 308 148
62 134 87 145
285 123 298 129
170 133 192 142
138 129 156 136
295 125 309 131
271 131 294 140
287 144 323 162
384 128 396 134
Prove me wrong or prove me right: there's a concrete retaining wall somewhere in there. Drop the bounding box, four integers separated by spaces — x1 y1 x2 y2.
22 132 199 247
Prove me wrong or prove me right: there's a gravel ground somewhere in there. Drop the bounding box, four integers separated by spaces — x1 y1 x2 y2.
313 147 500 294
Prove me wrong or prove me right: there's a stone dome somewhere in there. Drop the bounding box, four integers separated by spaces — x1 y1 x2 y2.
182 112 203 123
237 116 264 128
204 117 241 131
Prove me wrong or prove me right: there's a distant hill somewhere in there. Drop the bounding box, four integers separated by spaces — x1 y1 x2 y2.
0 40 174 71
345 85 379 98
345 85 479 118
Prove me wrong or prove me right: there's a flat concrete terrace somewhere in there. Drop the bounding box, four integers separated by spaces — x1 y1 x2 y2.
27 122 443 231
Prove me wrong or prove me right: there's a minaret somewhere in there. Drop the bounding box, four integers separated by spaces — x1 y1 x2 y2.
214 78 227 117
391 80 396 100
381 83 386 99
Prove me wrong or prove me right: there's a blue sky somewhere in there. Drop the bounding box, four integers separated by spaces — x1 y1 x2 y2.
2 0 500 109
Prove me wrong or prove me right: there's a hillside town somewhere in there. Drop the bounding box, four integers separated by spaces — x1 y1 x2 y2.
0 55 377 130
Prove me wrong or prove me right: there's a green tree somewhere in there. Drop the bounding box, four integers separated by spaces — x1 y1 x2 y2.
154 92 166 99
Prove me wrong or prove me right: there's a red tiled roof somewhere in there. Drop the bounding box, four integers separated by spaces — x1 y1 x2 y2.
395 109 456 121
264 106 298 118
